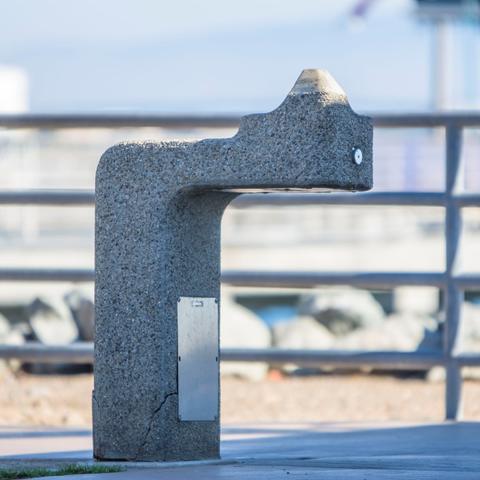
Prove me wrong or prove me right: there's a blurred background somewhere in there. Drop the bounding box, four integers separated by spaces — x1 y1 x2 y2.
1 0 480 427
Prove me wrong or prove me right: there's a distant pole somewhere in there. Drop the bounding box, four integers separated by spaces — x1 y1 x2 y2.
432 18 449 111
418 0 480 110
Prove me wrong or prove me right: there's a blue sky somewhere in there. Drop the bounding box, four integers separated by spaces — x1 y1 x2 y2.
1 0 479 113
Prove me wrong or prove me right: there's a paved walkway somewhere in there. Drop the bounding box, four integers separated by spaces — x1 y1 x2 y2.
1 422 479 479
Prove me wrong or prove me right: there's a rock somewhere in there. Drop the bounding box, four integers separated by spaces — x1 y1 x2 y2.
425 303 480 382
0 313 10 338
335 313 439 351
298 288 385 336
417 322 442 352
452 303 480 381
426 366 445 383
3 326 25 345
26 296 78 345
272 316 334 375
24 297 93 374
272 316 334 350
220 294 271 381
64 290 95 341
0 312 26 373
459 303 480 351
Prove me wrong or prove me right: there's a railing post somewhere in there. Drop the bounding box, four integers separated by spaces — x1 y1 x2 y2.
444 125 464 420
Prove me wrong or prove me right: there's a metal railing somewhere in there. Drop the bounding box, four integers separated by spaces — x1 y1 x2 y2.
1 112 480 420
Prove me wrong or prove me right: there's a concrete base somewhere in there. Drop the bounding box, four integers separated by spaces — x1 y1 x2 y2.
1 422 479 479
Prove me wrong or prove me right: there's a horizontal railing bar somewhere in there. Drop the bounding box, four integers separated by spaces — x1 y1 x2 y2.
0 113 480 130
0 114 241 129
455 354 480 367
2 269 480 289
454 274 480 289
0 269 447 286
0 343 444 369
371 113 480 128
0 343 93 363
454 194 480 207
0 268 95 282
221 271 446 288
232 192 446 207
222 348 445 369
0 189 95 205
2 343 479 369
0 190 453 207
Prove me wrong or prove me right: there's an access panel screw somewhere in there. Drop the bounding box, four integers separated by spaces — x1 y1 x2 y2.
352 147 363 165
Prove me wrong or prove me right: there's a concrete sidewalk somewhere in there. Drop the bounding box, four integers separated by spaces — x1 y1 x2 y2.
0 422 479 479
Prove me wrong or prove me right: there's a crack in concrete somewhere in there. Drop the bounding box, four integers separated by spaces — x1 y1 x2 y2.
92 391 99 410
135 391 177 460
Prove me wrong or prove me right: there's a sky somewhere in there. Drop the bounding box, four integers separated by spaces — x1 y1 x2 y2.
0 0 479 113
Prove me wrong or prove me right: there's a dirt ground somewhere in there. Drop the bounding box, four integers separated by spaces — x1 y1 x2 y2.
2 368 480 427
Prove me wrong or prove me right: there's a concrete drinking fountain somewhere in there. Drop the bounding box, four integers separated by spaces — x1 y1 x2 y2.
93 69 373 461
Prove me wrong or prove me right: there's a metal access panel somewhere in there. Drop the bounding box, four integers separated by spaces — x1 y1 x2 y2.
177 297 219 421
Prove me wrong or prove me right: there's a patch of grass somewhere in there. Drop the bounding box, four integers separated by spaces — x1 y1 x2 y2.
0 464 124 480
